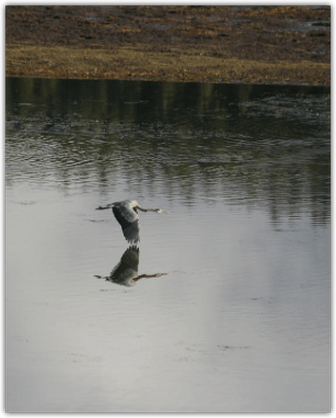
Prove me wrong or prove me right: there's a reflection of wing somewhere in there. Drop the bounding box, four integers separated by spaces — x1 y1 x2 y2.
109 246 139 285
95 245 168 287
112 201 140 244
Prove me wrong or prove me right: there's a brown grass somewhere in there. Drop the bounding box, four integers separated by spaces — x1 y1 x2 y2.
6 44 330 85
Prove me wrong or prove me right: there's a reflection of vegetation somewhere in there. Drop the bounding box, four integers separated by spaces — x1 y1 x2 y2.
6 77 330 224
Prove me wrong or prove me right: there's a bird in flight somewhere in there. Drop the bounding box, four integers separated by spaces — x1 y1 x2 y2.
96 199 168 244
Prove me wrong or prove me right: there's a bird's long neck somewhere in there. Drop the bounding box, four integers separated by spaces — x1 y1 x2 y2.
137 206 158 213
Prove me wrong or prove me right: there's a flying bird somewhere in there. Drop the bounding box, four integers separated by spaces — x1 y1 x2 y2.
96 199 168 244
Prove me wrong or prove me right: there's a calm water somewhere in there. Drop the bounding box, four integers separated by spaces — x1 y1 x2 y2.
6 78 330 412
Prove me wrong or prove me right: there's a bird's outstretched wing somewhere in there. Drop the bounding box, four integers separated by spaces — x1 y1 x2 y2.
112 201 140 244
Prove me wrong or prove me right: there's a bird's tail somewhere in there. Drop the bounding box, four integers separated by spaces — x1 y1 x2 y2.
96 204 113 210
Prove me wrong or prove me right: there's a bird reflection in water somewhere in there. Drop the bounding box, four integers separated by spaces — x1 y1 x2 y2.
94 246 167 287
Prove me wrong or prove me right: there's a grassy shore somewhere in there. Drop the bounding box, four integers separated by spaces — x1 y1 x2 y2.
6 6 330 85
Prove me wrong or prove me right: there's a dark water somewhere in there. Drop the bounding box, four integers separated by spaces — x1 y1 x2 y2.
6 78 330 412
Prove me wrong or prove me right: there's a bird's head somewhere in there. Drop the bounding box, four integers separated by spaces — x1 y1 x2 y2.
156 209 169 214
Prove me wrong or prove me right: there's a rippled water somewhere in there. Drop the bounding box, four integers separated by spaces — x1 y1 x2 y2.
6 78 330 412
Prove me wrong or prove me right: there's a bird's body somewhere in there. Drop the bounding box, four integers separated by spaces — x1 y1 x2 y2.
96 199 168 244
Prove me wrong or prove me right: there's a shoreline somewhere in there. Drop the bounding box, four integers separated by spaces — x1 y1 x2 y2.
6 44 330 86
6 6 330 86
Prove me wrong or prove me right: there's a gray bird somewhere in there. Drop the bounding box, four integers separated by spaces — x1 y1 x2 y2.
94 246 167 287
96 199 168 244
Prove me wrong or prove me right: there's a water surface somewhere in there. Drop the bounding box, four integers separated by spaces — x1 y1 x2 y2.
6 78 330 412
